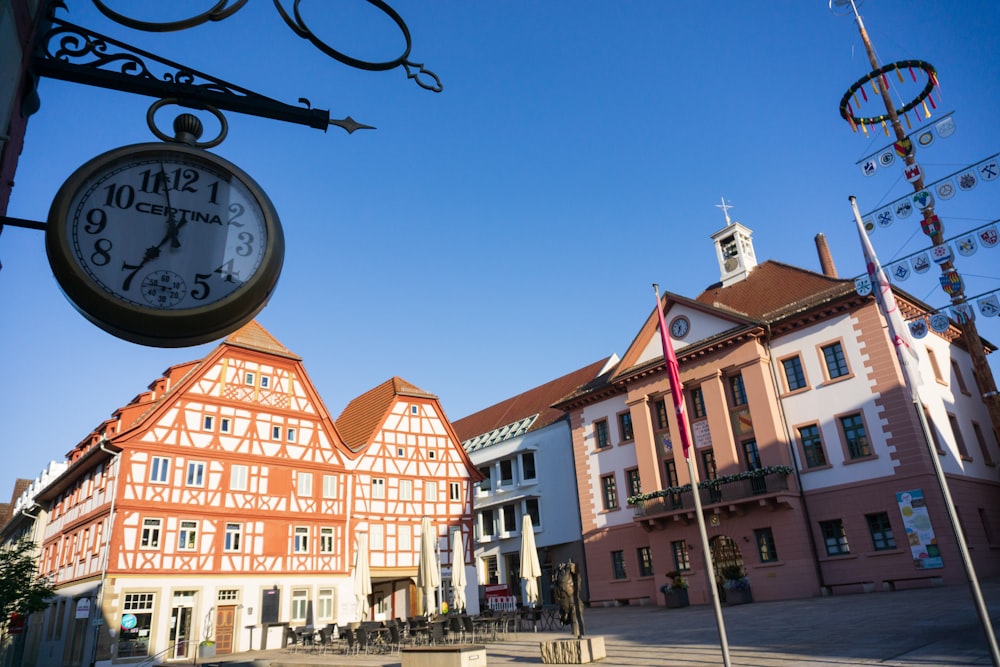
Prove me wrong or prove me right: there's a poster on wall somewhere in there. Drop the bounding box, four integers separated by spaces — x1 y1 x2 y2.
692 420 713 449
896 489 943 569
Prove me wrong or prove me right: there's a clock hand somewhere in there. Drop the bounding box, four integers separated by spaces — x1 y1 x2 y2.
160 164 181 249
120 171 194 291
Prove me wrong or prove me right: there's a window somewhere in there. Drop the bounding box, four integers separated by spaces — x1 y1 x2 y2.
260 375 270 389
425 481 438 502
480 509 495 537
224 523 242 552
525 498 540 528
671 540 690 571
839 413 872 459
866 512 896 551
218 589 238 602
322 474 338 498
948 414 971 459
664 460 679 487
927 348 945 383
923 406 946 454
245 371 256 386
483 555 499 585
372 478 385 499
729 374 747 407
399 525 411 551
400 479 412 500
318 527 334 554
601 474 619 511
618 411 634 442
479 466 492 493
186 461 205 487
972 422 995 465
689 387 706 418
502 505 516 532
742 439 762 470
318 588 334 621
821 342 849 379
140 518 162 549
449 482 461 501
203 415 214 431
178 520 198 551
522 452 536 480
150 456 169 484
820 519 849 555
798 424 828 468
951 360 970 394
499 459 514 485
294 526 309 553
297 471 313 496
411 405 419 414
370 524 384 550
611 551 627 579
594 419 610 449
625 468 642 500
287 427 296 442
637 546 654 577
653 399 669 431
754 528 778 562
428 450 436 459
782 356 807 391
272 425 281 440
291 589 308 623
701 450 717 480
220 417 231 433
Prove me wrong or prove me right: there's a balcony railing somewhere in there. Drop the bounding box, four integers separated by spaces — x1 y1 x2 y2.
630 470 791 518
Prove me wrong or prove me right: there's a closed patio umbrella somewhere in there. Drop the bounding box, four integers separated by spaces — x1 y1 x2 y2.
520 514 542 607
450 528 467 612
417 517 440 616
353 532 372 621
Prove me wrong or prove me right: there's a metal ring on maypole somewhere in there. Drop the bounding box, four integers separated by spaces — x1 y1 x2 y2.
838 59 938 133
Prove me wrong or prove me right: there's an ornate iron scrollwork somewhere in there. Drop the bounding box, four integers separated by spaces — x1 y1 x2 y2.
273 0 442 92
34 17 373 133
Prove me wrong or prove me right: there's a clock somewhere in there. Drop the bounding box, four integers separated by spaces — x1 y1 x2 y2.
46 142 284 347
669 315 690 339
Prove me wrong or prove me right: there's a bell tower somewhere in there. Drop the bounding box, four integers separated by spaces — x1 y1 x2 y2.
710 199 757 286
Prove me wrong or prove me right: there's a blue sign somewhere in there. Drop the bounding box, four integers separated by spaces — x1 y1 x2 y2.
121 614 137 630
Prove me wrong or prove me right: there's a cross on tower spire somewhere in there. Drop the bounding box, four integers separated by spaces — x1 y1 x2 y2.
716 197 734 225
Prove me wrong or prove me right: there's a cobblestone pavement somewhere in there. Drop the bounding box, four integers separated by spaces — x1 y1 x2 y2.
202 579 999 667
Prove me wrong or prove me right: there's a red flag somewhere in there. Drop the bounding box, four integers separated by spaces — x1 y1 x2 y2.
654 285 693 458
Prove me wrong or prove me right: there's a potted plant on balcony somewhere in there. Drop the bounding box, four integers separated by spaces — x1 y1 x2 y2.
720 566 752 605
660 570 689 608
198 639 216 658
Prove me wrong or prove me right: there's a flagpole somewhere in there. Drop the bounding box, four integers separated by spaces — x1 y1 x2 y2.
850 198 1000 667
653 284 731 667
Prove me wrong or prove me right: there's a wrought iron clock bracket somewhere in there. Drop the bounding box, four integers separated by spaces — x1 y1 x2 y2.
31 15 375 135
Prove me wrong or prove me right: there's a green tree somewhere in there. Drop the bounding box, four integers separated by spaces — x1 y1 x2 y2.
0 537 54 640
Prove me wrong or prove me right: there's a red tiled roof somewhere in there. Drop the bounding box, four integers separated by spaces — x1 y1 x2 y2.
224 320 301 360
695 260 853 321
336 377 436 451
452 357 614 443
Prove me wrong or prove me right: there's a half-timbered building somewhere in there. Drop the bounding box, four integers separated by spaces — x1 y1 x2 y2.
12 322 478 667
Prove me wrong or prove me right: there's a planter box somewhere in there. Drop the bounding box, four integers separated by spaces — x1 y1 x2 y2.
662 589 689 609
199 644 216 658
723 588 752 606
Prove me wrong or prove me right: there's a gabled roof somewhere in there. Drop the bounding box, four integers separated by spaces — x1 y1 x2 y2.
695 260 854 321
335 377 437 451
224 320 301 360
452 356 617 447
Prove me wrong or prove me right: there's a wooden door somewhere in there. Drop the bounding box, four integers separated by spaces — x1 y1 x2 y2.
215 605 236 654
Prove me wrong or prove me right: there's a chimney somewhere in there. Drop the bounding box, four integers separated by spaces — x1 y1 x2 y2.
815 233 838 278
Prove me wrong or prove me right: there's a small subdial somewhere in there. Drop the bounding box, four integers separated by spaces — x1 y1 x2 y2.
140 270 188 308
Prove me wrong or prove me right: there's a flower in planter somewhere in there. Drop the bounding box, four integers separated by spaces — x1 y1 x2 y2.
199 640 215 647
663 570 688 590
720 565 750 592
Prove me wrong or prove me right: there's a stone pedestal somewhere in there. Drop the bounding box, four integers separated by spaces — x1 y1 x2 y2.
540 636 606 664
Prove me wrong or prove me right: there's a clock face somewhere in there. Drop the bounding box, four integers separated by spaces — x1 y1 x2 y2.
669 315 690 339
46 143 284 346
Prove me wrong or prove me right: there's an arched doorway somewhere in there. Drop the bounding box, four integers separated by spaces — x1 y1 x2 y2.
709 535 746 602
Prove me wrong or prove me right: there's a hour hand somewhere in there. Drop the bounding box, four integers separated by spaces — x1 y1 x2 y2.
160 164 182 249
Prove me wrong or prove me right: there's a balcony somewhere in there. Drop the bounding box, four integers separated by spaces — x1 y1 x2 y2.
629 469 795 522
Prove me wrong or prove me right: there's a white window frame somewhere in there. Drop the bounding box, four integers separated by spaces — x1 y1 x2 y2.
294 526 309 553
425 481 438 502
297 471 313 497
372 478 386 500
370 523 384 550
320 527 334 553
220 417 232 434
140 518 162 549
150 456 170 484
178 520 198 551
230 464 248 491
322 474 337 499
224 523 242 552
399 479 412 501
186 461 206 487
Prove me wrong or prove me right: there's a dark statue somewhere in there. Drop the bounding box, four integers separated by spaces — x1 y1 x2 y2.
552 560 585 638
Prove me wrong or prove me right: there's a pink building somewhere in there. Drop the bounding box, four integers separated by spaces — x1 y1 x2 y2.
556 223 1000 607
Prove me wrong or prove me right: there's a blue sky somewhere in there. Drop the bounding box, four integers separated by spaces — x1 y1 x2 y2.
4 1 1000 483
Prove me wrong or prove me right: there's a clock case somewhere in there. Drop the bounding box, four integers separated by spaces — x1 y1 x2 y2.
45 142 284 347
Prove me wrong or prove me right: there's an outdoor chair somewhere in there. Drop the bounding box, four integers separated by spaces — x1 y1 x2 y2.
462 614 477 642
343 628 358 655
449 616 465 643
429 620 447 645
283 626 300 652
355 626 372 654
386 624 404 654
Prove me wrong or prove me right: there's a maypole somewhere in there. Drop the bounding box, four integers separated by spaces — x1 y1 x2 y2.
835 3 1000 665
834 0 1000 439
